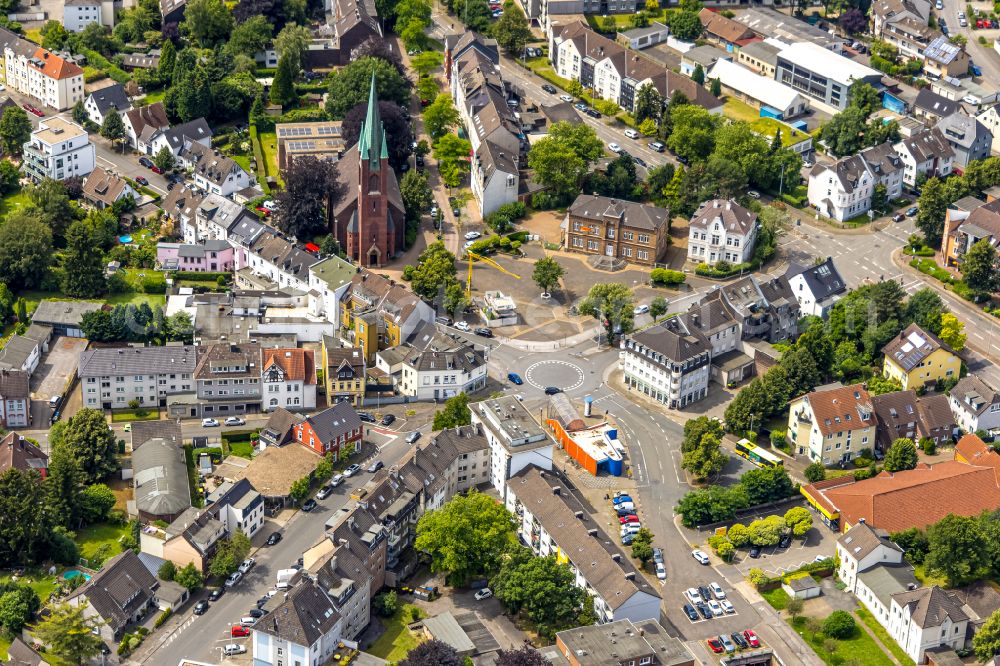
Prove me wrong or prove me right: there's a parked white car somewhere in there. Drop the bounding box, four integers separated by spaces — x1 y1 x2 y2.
464 231 482 240
709 582 725 599
707 600 724 617
624 128 640 139
224 416 245 426
238 558 256 574
608 142 622 153
655 562 666 580
685 587 702 604
225 571 243 587
692 549 710 565
202 418 219 427
720 599 735 614
474 588 493 601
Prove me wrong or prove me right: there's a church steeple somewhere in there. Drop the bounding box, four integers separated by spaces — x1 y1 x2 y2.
359 71 384 170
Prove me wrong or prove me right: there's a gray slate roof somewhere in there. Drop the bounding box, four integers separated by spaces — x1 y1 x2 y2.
78 345 197 377
786 257 846 301
838 521 902 564
32 300 103 327
257 582 341 646
87 84 130 116
304 402 361 445
892 586 969 628
68 550 158 631
689 199 757 235
569 194 670 232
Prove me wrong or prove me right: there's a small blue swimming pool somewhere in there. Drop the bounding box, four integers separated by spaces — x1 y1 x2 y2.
119 235 133 244
63 569 91 582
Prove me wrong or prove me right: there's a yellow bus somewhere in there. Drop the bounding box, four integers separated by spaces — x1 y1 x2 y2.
734 439 783 469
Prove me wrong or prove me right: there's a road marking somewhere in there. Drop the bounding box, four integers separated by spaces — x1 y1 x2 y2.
524 360 585 391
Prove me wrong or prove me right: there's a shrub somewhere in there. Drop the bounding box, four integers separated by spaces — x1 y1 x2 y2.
174 271 230 283
920 437 937 455
822 610 856 639
158 560 176 581
747 568 768 588
373 590 398 617
153 608 173 628
650 268 686 286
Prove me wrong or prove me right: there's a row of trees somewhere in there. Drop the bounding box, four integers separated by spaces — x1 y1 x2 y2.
81 305 193 345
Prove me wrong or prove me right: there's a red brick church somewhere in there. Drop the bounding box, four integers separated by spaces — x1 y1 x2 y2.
331 73 406 267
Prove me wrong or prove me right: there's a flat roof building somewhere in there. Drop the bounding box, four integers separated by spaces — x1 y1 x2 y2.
471 395 552 499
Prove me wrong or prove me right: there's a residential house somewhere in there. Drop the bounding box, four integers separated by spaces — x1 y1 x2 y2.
444 31 499 81
787 382 875 464
837 521 905 592
775 41 883 112
871 390 956 452
506 466 661 623
923 35 970 79
160 185 204 238
887 586 969 663
185 192 258 245
893 128 955 187
133 437 191 522
294 402 362 457
159 0 186 24
67 550 159 642
261 348 317 412
471 395 552 499
251 582 344 666
339 271 436 364
935 112 993 169
22 117 95 182
83 166 138 210
434 425 491 493
0 324 49 375
275 121 345 171
913 88 960 124
258 407 303 447
396 344 487 400
0 369 29 428
147 508 227 572
785 257 847 318
30 300 102 337
180 141 252 197
700 273 800 344
871 0 933 59
949 375 1000 436
679 44 731 78
942 195 997 266
552 620 695 666
155 240 234 272
687 198 758 266
78 345 197 410
1 38 84 110
205 478 265 538
63 0 104 31
737 40 781 77
149 117 212 158
976 104 1000 155
123 103 170 152
193 342 262 417
807 154 876 222
564 194 671 267
882 323 960 390
321 339 365 406
699 8 756 51
309 256 356 325
121 51 160 71
327 0 383 66
733 6 845 52
471 139 520 218
7 637 50 666
243 234 320 293
621 316 712 409
84 83 130 125
800 438 1000 531
861 141 905 200
708 59 808 120
0 432 47 477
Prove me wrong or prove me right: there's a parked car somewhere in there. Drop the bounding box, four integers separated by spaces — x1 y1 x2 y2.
301 499 317 512
778 533 792 549
607 142 622 153
316 485 334 500
202 418 219 427
585 108 601 118
230 626 250 638
542 84 557 94
223 645 247 656
507 372 523 385
344 463 361 477
624 128 640 139
731 632 749 649
135 176 149 186
685 588 703 604
435 315 451 326
266 532 282 546
225 572 243 588
209 588 224 601
696 602 712 620
574 102 588 111
455 321 470 332
224 417 245 426
559 94 574 103
474 327 493 337
721 599 735 614
747 190 761 199
544 386 562 395
139 157 154 168
359 412 375 423
707 638 724 654
381 414 396 426
698 585 713 603
633 156 647 168
621 532 635 545
618 514 639 524
653 547 664 564
633 304 649 315
749 545 762 558
151 165 164 174
649 141 665 152
892 213 906 222
238 558 255 574
406 431 422 444
692 549 710 565
709 582 725 599
330 474 345 487
464 231 482 240
683 603 699 621
367 460 384 473
743 629 761 647
655 562 666 580
247 609 265 619
719 634 735 653
612 495 633 505
474 587 493 600
193 600 209 615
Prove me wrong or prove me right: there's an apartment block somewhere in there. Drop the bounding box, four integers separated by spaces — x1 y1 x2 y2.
78 346 197 410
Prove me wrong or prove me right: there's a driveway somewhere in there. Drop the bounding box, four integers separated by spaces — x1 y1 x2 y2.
30 335 87 401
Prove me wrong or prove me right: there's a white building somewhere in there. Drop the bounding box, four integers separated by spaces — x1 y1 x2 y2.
205 479 265 539
396 345 487 401
1 38 84 110
252 583 344 666
63 0 104 32
894 128 955 187
837 521 905 593
621 316 711 410
976 104 1000 156
708 59 809 119
0 369 30 428
471 395 553 499
179 140 252 198
471 140 519 217
22 117 95 182
78 346 197 410
775 41 884 113
787 383 875 464
687 198 758 266
307 256 356 325
506 466 662 624
244 234 320 294
948 375 1000 437
261 348 317 412
785 257 847 318
807 154 875 222
84 83 131 127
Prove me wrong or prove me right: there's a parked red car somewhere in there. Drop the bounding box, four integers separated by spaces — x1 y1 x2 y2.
618 515 639 524
135 176 149 186
150 165 164 174
255 206 270 216
231 626 251 638
31 107 43 117
743 630 760 648
707 638 724 654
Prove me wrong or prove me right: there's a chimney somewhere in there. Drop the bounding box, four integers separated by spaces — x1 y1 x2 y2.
551 486 561 495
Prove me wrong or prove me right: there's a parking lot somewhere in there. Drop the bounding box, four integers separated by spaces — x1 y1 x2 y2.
676 571 760 640
31 335 86 401
732 523 838 578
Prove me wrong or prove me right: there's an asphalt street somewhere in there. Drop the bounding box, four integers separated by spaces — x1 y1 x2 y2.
940 0 1000 85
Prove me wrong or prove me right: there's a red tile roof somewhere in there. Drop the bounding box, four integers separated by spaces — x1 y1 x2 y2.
802 383 874 437
954 433 1000 482
29 48 83 80
263 348 316 384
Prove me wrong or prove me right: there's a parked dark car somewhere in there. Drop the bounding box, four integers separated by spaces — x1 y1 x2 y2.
541 83 557 94
731 632 749 649
544 386 562 395
778 533 792 549
193 600 209 615
698 586 713 603
209 588 224 601
381 414 396 426
474 327 494 337
359 412 375 423
749 545 762 558
585 108 601 118
139 157 154 168
248 608 265 618
266 532 282 546
683 604 699 621
696 602 712 620
301 499 317 512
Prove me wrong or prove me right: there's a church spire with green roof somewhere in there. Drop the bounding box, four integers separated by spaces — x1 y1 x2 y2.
359 71 387 169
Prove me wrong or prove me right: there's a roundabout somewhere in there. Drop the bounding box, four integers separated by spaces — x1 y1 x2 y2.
524 360 586 392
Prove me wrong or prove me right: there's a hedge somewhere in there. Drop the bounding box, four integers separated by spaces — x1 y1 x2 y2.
173 271 231 282
80 48 129 83
650 268 686 286
695 261 754 278
154 608 172 628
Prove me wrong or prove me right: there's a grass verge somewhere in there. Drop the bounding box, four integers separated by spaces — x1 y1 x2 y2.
791 616 894 666
366 604 425 661
110 408 160 423
761 586 791 610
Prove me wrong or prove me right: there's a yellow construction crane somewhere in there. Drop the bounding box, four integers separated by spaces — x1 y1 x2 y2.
466 250 521 297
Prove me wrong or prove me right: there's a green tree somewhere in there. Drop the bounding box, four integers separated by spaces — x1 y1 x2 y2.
40 20 69 50
410 51 443 78
973 609 1000 661
682 416 723 454
917 176 970 247
80 483 116 524
399 640 462 666
963 237 998 293
181 0 233 46
578 282 635 343
423 93 460 140
667 104 720 163
0 469 51 566
527 137 585 198
0 211 52 289
153 145 175 173
61 219 107 298
326 57 411 119
904 288 946 334
633 83 663 125
727 523 750 547
492 1 531 54
208 532 251 578
400 169 433 224
532 256 564 295
820 106 868 157
823 610 857 639
415 491 516 585
681 433 729 481
691 63 705 85
0 107 32 156
50 409 117 483
925 514 988 587
158 38 176 79
549 121 604 163
273 23 311 72
883 438 918 472
784 506 813 537
100 110 127 153
31 601 105 664
630 527 655 564
638 118 658 136
674 485 749 527
45 438 83 529
442 280 469 318
741 466 795 505
289 476 310 503
0 585 39 634
433 393 472 430
710 77 721 97
175 562 204 591
649 296 668 320
158 560 176 581
408 242 456 300
491 548 588 639
747 515 786 546
270 52 299 107
226 14 272 57
668 9 702 39
804 462 826 483
939 312 967 351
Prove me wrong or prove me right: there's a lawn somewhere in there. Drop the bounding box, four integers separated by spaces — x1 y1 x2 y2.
856 608 915 666
141 89 168 105
105 291 167 307
723 98 762 123
913 563 948 587
257 130 282 186
367 605 425 661
110 408 160 423
750 117 810 147
0 189 32 216
791 616 895 666
76 522 129 568
761 586 791 610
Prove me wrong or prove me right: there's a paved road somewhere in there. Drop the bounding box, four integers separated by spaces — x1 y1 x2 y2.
939 0 1000 88
146 429 416 666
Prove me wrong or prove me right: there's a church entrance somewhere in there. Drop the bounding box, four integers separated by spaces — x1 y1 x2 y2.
367 248 380 267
